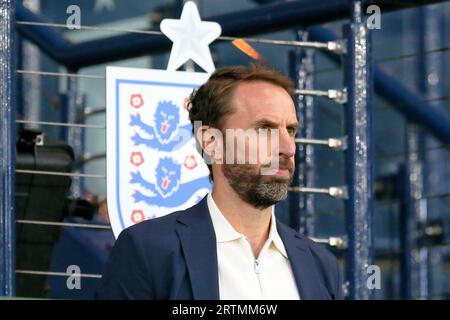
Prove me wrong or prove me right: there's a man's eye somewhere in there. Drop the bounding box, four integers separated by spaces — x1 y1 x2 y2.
287 128 297 135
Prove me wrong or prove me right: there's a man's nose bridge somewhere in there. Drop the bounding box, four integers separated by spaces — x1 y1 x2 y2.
278 128 295 156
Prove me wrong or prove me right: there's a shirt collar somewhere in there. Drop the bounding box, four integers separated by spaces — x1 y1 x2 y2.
207 193 288 258
207 193 242 242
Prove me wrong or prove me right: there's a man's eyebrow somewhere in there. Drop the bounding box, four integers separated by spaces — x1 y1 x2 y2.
287 122 300 130
253 119 279 128
253 119 300 130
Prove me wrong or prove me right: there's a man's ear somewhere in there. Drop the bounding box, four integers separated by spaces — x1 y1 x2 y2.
195 125 223 164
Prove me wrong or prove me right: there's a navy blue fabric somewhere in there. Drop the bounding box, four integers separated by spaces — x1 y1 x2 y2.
96 196 343 300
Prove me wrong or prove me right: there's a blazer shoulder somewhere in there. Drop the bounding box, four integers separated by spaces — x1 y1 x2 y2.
277 220 337 260
291 228 343 299
121 196 209 244
119 208 186 246
301 234 339 265
96 209 187 300
277 221 340 275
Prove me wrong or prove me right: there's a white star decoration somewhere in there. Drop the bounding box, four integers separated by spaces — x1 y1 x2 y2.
160 1 222 73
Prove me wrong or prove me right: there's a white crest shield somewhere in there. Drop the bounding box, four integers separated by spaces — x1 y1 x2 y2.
106 67 211 238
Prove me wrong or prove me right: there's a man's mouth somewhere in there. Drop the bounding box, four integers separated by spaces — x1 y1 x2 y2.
275 168 291 176
262 166 292 177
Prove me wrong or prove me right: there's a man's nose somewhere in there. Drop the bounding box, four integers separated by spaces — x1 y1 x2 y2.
278 128 296 158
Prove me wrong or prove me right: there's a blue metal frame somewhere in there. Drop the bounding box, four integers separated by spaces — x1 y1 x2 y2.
15 0 447 70
289 30 317 237
66 75 84 197
398 164 411 298
288 52 301 232
398 162 419 299
415 4 447 299
6 0 448 300
342 1 374 300
401 5 447 300
309 26 450 146
402 125 427 299
0 0 16 297
15 1 450 142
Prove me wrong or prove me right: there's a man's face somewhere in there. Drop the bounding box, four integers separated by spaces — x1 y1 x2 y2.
219 81 299 209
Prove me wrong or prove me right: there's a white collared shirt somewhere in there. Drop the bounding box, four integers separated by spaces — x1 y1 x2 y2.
207 193 300 300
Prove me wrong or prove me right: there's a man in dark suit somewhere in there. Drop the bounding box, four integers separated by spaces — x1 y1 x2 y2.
96 65 343 300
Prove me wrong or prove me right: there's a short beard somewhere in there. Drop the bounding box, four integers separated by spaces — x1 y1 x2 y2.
222 162 293 210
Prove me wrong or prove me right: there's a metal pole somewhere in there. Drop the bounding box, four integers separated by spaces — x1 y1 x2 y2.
404 123 426 299
0 0 17 297
416 4 447 299
343 0 374 300
399 4 446 300
288 50 300 232
397 7 418 300
289 29 316 237
19 0 40 130
398 164 414 299
66 73 83 197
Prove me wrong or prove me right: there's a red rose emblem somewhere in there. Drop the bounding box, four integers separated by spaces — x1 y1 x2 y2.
130 94 144 109
183 155 197 170
130 152 144 167
131 209 145 224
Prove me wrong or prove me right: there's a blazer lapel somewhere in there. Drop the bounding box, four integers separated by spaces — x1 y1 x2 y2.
175 196 220 300
277 222 329 300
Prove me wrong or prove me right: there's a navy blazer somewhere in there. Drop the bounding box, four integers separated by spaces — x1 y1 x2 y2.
96 196 343 300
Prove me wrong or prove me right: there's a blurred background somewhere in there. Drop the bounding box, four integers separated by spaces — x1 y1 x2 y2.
1 0 450 299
